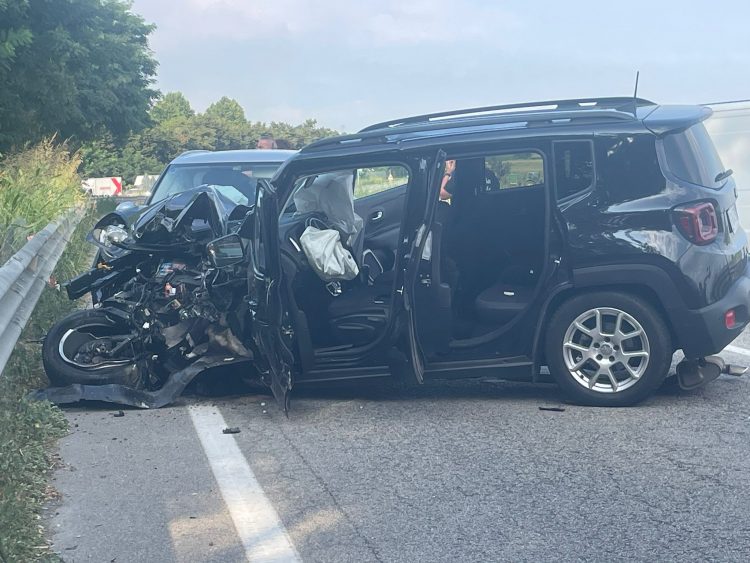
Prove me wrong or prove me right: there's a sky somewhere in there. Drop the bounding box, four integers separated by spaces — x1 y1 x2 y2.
131 0 750 132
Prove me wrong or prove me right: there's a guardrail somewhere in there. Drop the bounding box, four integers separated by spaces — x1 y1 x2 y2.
0 211 82 376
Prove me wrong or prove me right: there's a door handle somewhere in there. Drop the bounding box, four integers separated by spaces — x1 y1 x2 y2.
371 211 384 222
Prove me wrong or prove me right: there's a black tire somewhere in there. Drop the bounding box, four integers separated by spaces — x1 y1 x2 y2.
544 291 672 407
42 308 146 388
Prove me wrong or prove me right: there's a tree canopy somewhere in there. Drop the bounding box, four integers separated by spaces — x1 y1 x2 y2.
150 92 195 124
0 0 158 151
205 97 246 123
1 1 339 183
79 93 339 183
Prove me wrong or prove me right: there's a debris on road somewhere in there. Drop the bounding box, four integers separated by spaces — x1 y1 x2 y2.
113 410 125 418
222 427 241 434
538 406 566 412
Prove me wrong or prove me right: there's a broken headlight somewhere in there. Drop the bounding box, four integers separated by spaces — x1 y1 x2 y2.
95 224 129 248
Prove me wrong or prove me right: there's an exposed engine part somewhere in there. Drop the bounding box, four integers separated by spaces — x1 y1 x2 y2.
207 325 252 358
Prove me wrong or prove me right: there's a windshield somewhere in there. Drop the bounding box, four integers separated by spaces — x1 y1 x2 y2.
662 123 727 189
149 162 281 205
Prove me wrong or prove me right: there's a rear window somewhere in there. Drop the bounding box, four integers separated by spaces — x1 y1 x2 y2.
554 141 594 200
595 134 666 201
662 123 727 188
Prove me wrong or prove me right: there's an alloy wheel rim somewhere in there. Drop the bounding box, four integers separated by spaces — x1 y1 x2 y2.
58 326 133 370
562 307 650 393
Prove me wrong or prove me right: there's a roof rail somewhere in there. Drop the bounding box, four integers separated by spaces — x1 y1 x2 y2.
360 96 655 132
302 105 646 154
177 149 212 157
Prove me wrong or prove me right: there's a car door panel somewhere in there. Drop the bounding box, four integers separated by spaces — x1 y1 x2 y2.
354 184 407 253
403 150 446 384
249 179 295 413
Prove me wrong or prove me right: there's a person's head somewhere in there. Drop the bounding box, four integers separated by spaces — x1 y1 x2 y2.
256 133 276 149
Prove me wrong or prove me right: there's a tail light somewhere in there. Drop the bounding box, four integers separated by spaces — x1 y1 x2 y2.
725 309 737 329
673 202 719 245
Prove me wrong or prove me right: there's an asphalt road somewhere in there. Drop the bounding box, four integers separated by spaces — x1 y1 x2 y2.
48 339 750 562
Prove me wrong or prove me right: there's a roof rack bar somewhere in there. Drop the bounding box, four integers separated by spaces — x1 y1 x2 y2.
306 108 635 153
360 96 655 132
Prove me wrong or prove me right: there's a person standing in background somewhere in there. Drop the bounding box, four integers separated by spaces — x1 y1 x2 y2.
256 133 277 149
440 159 456 200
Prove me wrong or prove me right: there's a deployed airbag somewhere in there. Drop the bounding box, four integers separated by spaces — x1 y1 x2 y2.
300 226 359 281
293 171 363 246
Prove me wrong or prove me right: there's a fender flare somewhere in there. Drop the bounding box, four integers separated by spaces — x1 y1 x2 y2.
531 264 691 376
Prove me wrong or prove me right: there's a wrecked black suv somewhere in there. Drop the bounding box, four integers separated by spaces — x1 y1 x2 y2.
251 96 750 408
42 97 749 409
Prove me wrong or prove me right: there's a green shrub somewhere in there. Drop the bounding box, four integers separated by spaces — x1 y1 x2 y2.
0 138 84 263
0 141 96 562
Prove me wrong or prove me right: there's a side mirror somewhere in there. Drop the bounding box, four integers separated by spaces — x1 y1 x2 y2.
115 201 137 212
207 234 245 268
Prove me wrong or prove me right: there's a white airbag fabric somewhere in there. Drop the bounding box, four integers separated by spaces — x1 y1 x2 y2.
300 226 359 281
293 171 363 246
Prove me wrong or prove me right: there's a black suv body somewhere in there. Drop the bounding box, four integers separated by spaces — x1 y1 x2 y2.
247 97 749 408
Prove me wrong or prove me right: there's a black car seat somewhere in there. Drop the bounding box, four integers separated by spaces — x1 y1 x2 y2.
327 203 456 348
474 265 539 324
327 279 392 346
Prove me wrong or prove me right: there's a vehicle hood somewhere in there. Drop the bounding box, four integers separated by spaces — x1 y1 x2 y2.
95 186 252 250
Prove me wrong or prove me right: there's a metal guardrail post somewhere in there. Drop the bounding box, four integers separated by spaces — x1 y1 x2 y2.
0 210 82 376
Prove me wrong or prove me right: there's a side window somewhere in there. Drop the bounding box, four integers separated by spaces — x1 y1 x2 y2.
554 141 594 200
483 153 544 192
281 164 411 217
354 166 409 199
596 134 665 201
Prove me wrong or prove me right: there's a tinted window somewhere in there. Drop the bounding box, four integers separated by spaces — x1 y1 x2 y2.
483 153 544 192
354 166 409 199
150 162 280 204
662 123 726 188
596 135 665 201
554 141 594 200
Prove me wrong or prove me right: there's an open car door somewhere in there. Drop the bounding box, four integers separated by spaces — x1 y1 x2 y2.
402 150 446 383
249 179 295 413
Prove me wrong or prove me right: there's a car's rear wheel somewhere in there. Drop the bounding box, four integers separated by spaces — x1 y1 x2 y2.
545 291 672 406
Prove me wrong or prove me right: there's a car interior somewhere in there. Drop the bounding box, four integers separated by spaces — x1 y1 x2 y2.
151 163 280 204
277 152 547 363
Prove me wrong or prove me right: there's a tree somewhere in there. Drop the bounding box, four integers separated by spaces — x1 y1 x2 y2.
0 0 158 151
151 92 195 124
0 1 32 74
79 134 122 178
199 97 249 151
204 97 246 123
74 90 341 184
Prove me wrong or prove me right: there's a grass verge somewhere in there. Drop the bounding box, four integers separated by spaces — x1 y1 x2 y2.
0 198 116 562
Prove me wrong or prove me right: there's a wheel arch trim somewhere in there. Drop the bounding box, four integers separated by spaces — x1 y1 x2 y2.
532 265 687 378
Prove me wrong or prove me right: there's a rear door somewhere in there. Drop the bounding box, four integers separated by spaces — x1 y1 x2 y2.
249 179 295 412
402 151 446 383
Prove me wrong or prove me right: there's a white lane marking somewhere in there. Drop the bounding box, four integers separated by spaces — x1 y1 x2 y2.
189 405 301 563
724 344 750 357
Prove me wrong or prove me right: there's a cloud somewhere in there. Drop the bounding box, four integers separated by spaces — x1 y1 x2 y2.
133 0 750 132
156 0 520 47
